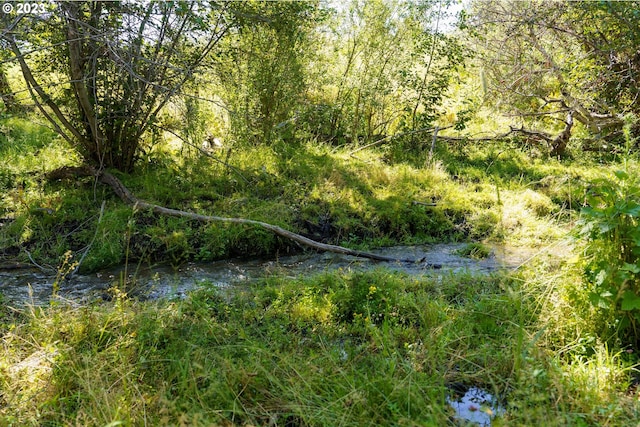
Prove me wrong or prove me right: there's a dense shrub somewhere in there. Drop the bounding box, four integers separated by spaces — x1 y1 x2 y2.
579 168 640 345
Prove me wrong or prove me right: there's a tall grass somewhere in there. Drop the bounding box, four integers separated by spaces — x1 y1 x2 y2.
2 115 639 425
1 266 638 426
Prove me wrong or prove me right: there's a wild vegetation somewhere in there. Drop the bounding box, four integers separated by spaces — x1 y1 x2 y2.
1 0 639 425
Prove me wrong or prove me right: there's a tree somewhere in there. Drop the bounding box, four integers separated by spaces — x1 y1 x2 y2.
569 1 640 131
214 1 321 145
0 22 23 115
466 0 639 156
303 0 463 145
1 1 230 172
467 0 640 155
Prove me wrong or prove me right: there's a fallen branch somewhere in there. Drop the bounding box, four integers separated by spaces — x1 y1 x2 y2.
24 248 55 273
62 165 439 266
412 200 437 207
434 128 516 142
434 125 561 146
349 125 454 155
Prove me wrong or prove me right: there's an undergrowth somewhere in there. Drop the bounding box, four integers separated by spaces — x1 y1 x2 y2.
0 116 598 273
1 266 638 426
2 116 640 425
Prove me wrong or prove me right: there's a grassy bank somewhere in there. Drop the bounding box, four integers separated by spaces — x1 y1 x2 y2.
1 264 638 426
0 116 602 272
2 116 640 425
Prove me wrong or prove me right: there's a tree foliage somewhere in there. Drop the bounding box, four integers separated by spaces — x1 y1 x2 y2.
214 1 321 146
2 1 230 172
466 0 640 155
301 0 464 145
570 2 640 118
1 0 468 165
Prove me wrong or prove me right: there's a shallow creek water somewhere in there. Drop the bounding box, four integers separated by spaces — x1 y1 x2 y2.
1 242 564 306
1 242 566 426
447 386 505 426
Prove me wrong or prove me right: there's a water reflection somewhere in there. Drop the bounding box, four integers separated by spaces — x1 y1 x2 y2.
447 386 504 426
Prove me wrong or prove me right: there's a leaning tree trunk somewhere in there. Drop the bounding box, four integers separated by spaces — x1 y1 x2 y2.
550 112 573 157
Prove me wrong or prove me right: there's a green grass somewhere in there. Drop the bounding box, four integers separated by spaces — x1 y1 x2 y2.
1 266 638 426
2 115 640 425
0 116 600 273
455 242 492 259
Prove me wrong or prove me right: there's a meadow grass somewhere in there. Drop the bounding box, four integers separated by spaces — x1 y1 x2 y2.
2 116 639 425
1 265 638 426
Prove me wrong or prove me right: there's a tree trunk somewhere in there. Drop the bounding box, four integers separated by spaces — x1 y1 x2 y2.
550 112 573 157
62 1 106 166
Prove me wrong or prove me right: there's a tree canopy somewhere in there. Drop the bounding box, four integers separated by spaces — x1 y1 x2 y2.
1 0 638 168
2 0 466 170
2 1 231 171
467 0 640 154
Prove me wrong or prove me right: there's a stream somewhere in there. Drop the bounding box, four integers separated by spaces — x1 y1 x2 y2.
0 242 567 426
0 242 564 306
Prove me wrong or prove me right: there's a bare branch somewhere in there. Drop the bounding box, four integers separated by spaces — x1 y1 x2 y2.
349 125 454 155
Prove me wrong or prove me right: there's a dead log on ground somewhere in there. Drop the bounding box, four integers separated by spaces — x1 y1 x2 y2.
52 165 440 266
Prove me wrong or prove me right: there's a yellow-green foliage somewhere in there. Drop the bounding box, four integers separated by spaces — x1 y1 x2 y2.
1 266 638 426
0 114 622 275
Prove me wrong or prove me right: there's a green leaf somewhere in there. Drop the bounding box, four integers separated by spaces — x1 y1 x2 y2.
580 206 598 218
621 291 640 311
621 263 640 274
622 201 640 217
614 170 629 180
588 291 612 309
597 222 615 234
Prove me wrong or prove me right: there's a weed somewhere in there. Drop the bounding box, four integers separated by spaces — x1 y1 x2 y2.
455 242 492 259
578 166 640 345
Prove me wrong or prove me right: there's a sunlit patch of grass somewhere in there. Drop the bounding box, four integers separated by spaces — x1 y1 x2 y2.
1 265 639 425
0 343 59 425
499 190 567 246
560 345 630 405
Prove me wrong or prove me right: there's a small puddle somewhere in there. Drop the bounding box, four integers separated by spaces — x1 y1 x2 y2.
0 242 568 305
447 386 504 426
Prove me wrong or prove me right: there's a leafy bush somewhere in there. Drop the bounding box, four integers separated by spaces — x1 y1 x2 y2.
579 168 640 344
